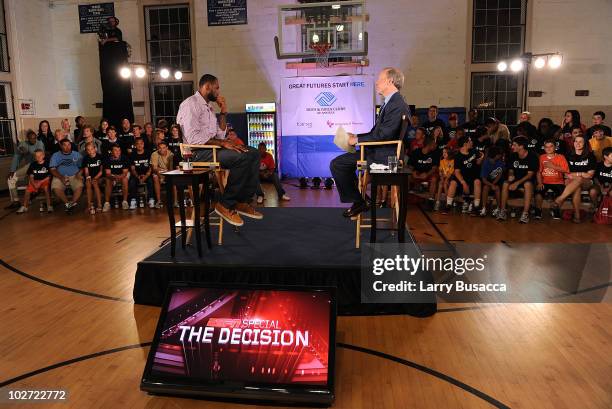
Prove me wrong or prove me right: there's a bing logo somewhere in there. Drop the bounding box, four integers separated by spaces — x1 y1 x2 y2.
315 92 337 107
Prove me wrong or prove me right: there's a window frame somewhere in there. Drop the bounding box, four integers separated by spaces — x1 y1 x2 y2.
149 81 194 127
0 81 17 157
471 0 527 64
0 0 10 73
470 71 522 125
144 3 193 74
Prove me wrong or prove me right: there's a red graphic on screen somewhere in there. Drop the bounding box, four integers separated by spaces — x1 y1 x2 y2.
151 288 331 386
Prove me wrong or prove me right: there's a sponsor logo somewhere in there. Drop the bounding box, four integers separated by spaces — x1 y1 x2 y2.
315 92 337 107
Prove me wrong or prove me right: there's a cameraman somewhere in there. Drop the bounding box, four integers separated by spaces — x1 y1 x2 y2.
98 16 122 46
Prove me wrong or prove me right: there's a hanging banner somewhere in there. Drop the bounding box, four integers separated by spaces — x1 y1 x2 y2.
281 75 374 136
207 0 248 26
78 3 115 34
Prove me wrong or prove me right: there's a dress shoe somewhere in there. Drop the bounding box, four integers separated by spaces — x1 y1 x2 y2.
215 202 244 226
342 201 370 218
235 202 263 220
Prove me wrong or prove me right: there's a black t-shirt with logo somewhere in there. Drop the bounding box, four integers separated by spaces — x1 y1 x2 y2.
567 152 596 174
82 154 103 178
27 160 50 181
447 126 459 141
101 139 121 158
454 149 480 181
594 162 612 187
526 135 545 152
460 121 482 138
118 132 135 155
130 150 151 175
508 151 539 180
408 148 440 173
422 118 446 136
166 137 183 167
104 155 129 176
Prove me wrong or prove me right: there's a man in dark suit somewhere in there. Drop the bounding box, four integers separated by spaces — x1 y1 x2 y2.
330 67 411 217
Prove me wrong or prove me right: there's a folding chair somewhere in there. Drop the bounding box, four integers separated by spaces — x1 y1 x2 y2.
354 114 409 248
180 143 227 245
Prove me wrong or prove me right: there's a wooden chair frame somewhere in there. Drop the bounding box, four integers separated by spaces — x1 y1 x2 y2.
179 143 228 245
354 114 409 248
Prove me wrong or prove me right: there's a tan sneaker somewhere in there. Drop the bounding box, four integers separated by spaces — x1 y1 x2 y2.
215 202 244 226
235 202 264 220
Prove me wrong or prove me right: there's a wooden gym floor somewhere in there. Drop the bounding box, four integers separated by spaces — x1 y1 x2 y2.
0 180 610 409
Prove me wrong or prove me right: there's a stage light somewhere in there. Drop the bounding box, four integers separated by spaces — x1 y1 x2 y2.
120 67 131 78
510 59 524 72
336 25 344 32
548 54 562 69
497 61 507 72
135 67 146 78
358 32 363 41
331 4 341 9
534 57 546 69
159 68 170 79
174 70 183 80
312 34 319 43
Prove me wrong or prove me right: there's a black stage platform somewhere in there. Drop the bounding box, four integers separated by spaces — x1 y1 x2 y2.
133 207 436 316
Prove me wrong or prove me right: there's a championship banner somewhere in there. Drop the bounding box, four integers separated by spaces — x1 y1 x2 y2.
280 75 374 177
281 76 374 136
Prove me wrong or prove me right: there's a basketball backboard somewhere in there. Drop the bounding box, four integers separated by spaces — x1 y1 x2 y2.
274 1 368 60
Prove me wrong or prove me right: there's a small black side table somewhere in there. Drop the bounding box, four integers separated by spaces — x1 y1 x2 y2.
162 169 211 257
369 168 411 244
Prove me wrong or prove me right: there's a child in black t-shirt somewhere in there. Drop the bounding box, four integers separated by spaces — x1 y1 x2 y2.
166 124 183 168
479 146 505 217
17 149 52 214
498 136 539 223
589 146 612 207
129 138 155 208
82 142 104 214
408 134 440 203
444 136 484 214
103 144 130 211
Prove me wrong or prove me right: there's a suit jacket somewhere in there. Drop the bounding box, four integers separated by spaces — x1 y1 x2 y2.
358 92 411 164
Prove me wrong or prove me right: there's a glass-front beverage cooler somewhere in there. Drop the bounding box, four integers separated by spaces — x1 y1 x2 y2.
246 102 277 163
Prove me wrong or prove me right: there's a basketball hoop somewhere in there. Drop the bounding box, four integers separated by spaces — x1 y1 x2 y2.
309 43 332 68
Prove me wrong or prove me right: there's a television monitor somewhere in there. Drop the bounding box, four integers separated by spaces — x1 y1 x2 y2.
141 282 337 406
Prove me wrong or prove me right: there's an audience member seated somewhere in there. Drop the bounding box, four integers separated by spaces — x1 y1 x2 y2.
408 134 439 205
78 125 102 155
498 136 538 223
49 138 83 212
590 147 612 206
537 117 554 140
515 111 537 139
447 113 460 141
409 127 426 152
16 149 52 214
586 111 611 140
166 124 183 168
151 140 174 207
479 146 505 217
153 129 166 150
38 120 54 153
535 139 569 220
422 105 446 135
60 118 72 142
561 125 584 152
101 126 120 157
547 124 567 155
435 147 454 211
74 116 85 143
588 125 612 162
255 142 290 204
484 117 509 145
405 113 420 143
143 122 155 146
443 136 483 214
553 135 596 223
432 125 448 154
82 142 104 215
129 138 156 209
157 119 170 139
103 144 130 211
118 118 135 156
560 109 586 141
226 129 245 146
95 118 110 140
7 130 46 208
460 108 482 139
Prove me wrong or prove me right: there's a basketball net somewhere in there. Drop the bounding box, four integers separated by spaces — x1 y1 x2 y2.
309 43 332 68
